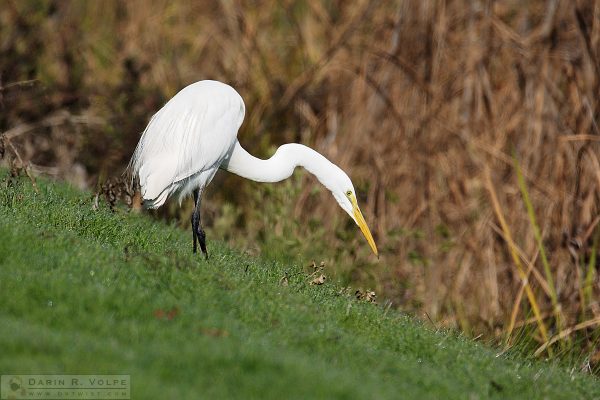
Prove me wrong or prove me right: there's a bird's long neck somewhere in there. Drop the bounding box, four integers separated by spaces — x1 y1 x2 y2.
223 141 338 188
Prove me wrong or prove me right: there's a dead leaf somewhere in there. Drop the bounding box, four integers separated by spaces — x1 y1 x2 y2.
166 307 179 320
200 327 229 337
355 289 377 303
279 275 289 286
307 260 326 272
365 290 377 303
311 274 326 285
153 306 179 320
98 176 135 211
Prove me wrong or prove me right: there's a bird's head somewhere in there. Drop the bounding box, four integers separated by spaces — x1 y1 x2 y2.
329 171 379 258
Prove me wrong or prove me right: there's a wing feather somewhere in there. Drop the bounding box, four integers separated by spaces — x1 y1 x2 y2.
129 81 245 206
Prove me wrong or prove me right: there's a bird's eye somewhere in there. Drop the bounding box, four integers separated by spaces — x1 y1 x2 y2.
346 190 352 197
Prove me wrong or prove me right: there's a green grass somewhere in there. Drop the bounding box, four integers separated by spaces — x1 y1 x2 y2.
0 174 598 400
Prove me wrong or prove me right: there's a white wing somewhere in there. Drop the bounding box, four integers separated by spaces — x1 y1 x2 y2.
130 80 245 207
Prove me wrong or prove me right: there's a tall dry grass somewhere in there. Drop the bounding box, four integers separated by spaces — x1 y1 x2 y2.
1 0 599 366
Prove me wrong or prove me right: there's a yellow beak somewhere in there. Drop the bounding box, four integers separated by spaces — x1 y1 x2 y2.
350 196 379 257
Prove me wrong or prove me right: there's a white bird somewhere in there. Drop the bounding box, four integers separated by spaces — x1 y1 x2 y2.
130 80 378 259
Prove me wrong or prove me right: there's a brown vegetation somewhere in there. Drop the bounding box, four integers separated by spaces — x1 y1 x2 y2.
1 0 599 366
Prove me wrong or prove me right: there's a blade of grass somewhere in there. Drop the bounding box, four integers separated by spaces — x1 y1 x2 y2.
584 227 599 311
488 222 551 297
484 167 550 351
507 270 526 346
534 316 600 357
513 312 553 329
514 155 563 334
488 221 546 348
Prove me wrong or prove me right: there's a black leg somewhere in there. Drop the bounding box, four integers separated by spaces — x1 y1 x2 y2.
191 190 199 254
198 226 208 259
191 189 208 259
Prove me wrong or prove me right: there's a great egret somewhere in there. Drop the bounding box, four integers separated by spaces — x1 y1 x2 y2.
130 80 378 259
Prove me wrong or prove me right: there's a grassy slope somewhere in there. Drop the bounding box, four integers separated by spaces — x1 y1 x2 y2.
0 176 598 400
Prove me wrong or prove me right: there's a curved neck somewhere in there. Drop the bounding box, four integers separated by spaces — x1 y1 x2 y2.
223 141 339 188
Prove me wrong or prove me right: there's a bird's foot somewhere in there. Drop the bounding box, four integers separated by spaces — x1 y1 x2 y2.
197 227 208 260
190 191 207 259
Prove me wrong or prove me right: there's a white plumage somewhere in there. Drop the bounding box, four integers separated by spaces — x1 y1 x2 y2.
131 80 245 208
130 80 378 257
